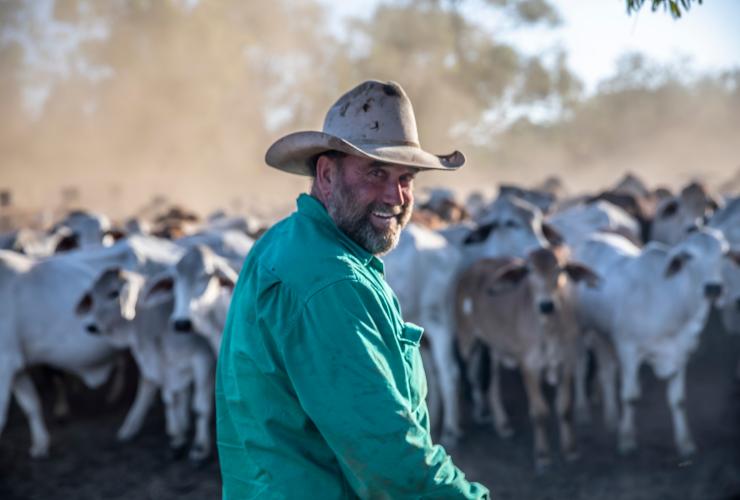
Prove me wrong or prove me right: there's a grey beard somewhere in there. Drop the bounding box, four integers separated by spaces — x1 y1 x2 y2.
327 183 412 256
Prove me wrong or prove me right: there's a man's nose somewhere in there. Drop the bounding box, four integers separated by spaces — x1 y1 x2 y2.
382 182 407 206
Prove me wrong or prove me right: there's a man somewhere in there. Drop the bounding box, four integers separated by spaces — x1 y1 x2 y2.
216 80 489 499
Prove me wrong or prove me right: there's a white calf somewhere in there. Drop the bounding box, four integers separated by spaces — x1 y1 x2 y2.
576 228 730 457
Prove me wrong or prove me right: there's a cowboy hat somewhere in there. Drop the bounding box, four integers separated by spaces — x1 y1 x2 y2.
264 80 465 176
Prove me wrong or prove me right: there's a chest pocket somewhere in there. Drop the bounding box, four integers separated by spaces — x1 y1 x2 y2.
398 322 427 411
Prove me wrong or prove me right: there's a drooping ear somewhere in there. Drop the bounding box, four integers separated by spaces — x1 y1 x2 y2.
491 263 529 287
658 199 679 219
141 272 175 307
104 229 127 242
564 262 601 288
54 232 80 253
463 222 496 245
119 275 142 321
75 292 93 316
214 262 238 290
727 250 740 266
665 251 692 278
541 222 564 247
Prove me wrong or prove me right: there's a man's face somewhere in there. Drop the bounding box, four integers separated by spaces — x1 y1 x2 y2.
325 155 416 256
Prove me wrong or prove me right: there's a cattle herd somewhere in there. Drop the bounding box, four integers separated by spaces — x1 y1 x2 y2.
0 172 739 480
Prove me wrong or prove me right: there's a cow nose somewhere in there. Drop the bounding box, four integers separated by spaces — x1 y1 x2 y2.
86 323 100 335
539 301 555 315
704 283 722 299
173 318 192 333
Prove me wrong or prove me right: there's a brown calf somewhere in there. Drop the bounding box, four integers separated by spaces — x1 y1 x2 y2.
455 247 599 470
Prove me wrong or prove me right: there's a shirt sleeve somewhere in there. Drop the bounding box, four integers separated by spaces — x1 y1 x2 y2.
281 278 489 500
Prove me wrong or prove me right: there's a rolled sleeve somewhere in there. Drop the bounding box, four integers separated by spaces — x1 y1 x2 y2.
281 278 489 500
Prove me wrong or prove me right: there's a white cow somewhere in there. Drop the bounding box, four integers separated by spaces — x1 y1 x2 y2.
547 200 642 249
145 244 239 356
76 267 216 462
575 228 730 457
0 236 181 458
708 197 740 377
384 223 462 445
650 182 721 245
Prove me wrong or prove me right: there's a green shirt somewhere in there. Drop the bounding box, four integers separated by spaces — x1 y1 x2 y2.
216 194 489 500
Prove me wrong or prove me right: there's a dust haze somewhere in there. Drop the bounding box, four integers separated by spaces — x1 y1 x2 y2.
1 0 738 225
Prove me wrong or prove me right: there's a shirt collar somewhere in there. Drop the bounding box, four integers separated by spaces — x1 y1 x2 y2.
296 194 385 273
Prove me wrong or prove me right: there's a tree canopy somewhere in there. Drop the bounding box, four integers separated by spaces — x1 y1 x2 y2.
626 0 703 19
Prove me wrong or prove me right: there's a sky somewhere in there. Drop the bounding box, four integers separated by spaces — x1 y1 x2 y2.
320 0 740 93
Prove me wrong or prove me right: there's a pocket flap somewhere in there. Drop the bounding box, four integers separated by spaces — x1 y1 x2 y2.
400 321 424 346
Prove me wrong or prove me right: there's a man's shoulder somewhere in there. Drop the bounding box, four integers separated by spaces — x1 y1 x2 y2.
248 210 367 300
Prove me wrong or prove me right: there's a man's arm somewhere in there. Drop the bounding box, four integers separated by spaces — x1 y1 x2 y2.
281 278 489 499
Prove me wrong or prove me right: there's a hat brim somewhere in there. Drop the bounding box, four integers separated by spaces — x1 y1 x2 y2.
265 131 465 176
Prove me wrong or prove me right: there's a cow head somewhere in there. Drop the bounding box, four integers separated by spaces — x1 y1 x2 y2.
464 195 557 258
664 227 728 304
165 245 236 346
75 267 145 346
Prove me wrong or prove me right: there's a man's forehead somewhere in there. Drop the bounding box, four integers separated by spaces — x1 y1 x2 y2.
347 155 418 174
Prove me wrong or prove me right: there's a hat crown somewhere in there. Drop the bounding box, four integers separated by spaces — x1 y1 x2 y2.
322 80 420 148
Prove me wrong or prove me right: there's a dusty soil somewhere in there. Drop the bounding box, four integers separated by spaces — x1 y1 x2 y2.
1 311 739 500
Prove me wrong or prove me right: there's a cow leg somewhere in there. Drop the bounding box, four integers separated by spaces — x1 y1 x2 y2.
106 355 127 404
465 342 490 424
666 367 696 457
117 377 157 441
0 369 13 440
12 372 50 458
162 387 189 457
430 334 461 448
189 353 215 462
573 335 591 425
591 333 619 431
420 343 442 437
521 367 551 471
51 373 71 421
489 354 512 438
617 350 640 455
557 362 578 461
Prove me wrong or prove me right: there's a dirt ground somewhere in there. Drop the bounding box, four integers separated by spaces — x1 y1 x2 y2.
1 311 739 500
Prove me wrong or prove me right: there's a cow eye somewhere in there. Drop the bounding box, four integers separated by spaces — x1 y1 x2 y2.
504 220 518 229
108 290 120 300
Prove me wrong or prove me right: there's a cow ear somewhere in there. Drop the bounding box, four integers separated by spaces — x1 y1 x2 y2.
541 222 564 247
492 263 529 286
142 273 174 306
665 251 692 277
214 263 238 290
727 250 740 266
463 222 495 245
54 232 79 253
104 229 127 242
75 292 93 316
659 200 679 219
564 262 601 288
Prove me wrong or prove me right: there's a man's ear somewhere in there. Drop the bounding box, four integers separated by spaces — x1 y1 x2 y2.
314 155 338 201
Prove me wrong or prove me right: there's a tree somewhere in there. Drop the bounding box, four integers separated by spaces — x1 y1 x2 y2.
625 0 703 19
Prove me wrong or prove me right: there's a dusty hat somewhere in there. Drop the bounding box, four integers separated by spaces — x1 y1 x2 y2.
264 80 465 176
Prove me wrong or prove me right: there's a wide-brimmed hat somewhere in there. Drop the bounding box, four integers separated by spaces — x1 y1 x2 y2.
264 80 465 176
